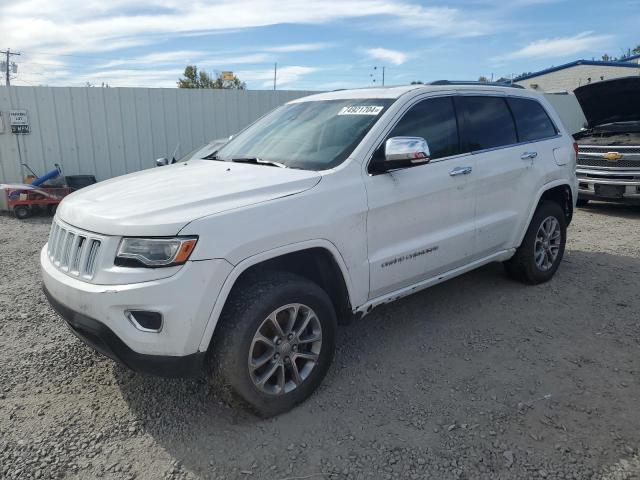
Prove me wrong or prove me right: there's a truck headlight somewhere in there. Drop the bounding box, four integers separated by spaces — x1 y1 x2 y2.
115 237 198 267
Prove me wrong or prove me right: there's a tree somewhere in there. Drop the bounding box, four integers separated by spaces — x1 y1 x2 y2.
410 80 423 84
177 65 246 89
633 45 640 54
601 53 611 61
478 75 489 83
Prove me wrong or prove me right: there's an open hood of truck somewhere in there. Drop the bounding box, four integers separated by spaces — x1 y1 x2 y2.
574 76 640 128
58 160 321 236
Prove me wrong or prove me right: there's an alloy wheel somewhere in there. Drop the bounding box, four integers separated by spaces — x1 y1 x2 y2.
248 303 322 395
534 216 561 271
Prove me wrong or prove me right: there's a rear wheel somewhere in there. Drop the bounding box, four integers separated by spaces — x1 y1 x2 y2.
504 201 566 284
210 271 337 416
13 205 31 220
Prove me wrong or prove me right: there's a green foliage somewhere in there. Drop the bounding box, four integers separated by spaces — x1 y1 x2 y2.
410 80 423 84
177 65 246 89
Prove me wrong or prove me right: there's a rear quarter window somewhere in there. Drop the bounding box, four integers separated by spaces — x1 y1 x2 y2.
507 97 558 142
455 96 517 152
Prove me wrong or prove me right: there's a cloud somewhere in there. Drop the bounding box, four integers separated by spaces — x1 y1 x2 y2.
3 1 493 56
496 31 613 61
264 43 334 53
364 48 408 65
237 66 319 88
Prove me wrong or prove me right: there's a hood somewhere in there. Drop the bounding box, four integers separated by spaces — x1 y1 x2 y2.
58 160 321 236
574 76 640 128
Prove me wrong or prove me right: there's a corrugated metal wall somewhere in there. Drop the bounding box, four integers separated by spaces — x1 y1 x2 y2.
0 87 587 184
0 87 316 183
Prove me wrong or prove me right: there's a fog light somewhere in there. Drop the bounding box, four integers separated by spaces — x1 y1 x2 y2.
125 310 163 332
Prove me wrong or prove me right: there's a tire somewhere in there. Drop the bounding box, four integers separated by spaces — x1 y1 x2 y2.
210 271 337 417
504 200 566 285
13 205 31 220
48 204 58 216
576 198 589 208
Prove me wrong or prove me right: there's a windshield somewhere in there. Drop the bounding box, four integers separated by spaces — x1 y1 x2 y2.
215 98 394 170
180 139 228 162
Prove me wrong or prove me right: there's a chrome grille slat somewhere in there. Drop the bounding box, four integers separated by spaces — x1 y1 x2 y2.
48 219 103 280
85 240 101 276
70 236 86 273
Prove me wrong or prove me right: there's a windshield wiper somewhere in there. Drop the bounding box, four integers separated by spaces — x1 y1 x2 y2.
229 157 288 168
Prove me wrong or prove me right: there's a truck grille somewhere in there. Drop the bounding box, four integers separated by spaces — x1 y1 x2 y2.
577 145 640 169
48 220 102 278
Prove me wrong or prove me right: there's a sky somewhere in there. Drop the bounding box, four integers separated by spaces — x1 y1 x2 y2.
1 0 639 90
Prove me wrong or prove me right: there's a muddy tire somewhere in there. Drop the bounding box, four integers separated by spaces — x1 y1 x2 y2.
209 271 337 417
504 201 566 284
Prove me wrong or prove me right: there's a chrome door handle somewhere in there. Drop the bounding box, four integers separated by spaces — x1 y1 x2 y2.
521 151 538 160
449 166 472 176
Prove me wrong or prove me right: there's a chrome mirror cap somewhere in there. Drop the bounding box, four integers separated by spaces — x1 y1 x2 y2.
385 136 431 164
155 157 169 167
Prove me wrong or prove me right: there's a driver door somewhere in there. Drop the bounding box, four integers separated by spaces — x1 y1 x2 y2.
364 95 477 299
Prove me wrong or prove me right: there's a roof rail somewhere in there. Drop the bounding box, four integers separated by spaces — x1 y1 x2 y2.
429 80 525 89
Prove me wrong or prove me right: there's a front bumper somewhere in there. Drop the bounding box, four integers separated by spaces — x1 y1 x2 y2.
577 168 640 203
41 245 233 375
44 286 205 377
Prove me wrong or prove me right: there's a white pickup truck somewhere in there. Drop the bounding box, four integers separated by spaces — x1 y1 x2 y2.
42 82 577 416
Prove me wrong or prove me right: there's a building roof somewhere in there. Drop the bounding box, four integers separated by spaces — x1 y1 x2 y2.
515 59 640 82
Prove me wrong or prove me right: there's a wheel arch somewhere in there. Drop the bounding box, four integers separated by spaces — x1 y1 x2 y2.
198 240 355 353
517 180 574 247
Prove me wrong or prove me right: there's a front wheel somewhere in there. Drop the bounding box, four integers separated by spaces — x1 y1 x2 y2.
210 271 337 416
504 201 566 284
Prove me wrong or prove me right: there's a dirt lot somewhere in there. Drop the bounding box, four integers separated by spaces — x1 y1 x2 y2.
1 203 639 480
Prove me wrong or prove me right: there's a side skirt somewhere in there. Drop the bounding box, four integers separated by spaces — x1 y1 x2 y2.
355 249 515 317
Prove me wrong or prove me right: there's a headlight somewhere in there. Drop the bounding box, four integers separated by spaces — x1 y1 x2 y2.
115 237 198 268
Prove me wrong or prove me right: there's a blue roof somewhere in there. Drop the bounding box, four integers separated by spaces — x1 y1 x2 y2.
515 58 640 82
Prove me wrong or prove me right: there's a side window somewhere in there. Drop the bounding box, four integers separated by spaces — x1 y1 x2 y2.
507 97 558 142
455 96 517 151
386 96 459 160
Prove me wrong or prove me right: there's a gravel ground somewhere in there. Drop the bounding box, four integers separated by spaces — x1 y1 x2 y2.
1 203 639 480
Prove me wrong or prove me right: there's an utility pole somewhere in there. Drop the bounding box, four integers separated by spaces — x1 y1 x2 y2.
1 49 20 86
382 66 385 86
273 62 277 90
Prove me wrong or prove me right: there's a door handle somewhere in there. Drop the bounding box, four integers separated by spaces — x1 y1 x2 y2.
521 151 538 160
449 166 472 176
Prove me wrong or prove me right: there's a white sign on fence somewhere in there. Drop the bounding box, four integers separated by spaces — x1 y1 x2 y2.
9 110 30 134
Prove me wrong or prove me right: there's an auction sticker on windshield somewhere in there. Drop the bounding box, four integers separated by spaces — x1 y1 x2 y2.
338 105 384 115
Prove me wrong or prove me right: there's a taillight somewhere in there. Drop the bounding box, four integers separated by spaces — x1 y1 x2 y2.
573 142 579 157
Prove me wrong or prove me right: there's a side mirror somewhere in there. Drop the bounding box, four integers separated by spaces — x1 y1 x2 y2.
155 157 169 167
370 136 430 174
385 136 430 164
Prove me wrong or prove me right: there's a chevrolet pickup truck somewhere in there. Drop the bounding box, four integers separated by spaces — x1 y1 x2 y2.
573 76 640 205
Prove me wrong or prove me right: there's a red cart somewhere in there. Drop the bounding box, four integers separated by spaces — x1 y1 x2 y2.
2 185 72 219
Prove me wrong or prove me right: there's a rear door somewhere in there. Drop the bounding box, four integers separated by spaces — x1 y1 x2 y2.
364 95 477 299
455 95 558 257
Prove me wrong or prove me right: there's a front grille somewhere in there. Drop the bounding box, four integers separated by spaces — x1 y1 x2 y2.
577 145 640 170
48 220 102 278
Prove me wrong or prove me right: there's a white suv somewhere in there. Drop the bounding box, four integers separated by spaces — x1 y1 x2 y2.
42 82 577 416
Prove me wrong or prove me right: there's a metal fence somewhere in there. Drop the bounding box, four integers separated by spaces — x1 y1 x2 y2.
0 86 587 184
0 87 316 183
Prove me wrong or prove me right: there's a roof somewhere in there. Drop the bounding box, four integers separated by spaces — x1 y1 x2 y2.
515 59 640 82
289 82 539 103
